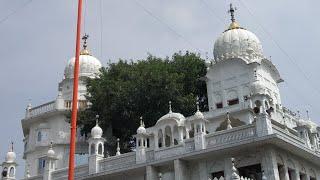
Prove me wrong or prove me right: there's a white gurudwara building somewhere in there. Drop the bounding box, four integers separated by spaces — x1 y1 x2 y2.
2 4 320 180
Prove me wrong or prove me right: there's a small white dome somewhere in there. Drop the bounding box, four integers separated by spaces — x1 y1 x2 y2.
64 54 102 79
213 23 263 63
194 110 204 120
47 148 55 157
91 124 103 139
157 112 186 126
5 151 16 163
137 126 146 134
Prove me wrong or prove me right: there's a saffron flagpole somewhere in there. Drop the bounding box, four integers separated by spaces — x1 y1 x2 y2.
68 0 83 179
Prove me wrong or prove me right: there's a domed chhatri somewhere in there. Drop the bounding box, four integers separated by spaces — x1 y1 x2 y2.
47 142 55 158
5 143 16 163
91 115 103 139
213 4 263 63
137 117 147 134
64 34 102 79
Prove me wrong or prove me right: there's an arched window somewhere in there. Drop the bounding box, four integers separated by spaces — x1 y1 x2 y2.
98 143 103 155
164 126 172 147
90 144 95 155
172 125 179 145
9 167 14 177
189 123 195 138
37 131 42 142
2 167 8 177
158 129 163 148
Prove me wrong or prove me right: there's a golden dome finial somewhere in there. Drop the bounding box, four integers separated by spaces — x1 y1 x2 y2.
80 34 91 55
227 3 241 30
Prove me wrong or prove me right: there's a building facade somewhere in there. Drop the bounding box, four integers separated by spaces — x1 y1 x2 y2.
2 4 320 180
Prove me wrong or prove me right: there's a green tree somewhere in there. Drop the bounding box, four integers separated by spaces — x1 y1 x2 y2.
78 52 208 153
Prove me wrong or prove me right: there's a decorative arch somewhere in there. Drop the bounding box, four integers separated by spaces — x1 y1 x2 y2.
164 126 172 147
9 167 14 177
37 131 42 142
98 143 103 155
172 125 179 145
286 159 295 169
90 144 95 155
2 167 8 177
158 129 163 148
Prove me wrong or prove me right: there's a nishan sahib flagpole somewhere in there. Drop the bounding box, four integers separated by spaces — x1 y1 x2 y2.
68 0 83 179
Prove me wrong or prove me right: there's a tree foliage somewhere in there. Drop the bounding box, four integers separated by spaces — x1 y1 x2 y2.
78 52 208 153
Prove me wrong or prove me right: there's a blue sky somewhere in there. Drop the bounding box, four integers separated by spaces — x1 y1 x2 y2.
0 0 319 178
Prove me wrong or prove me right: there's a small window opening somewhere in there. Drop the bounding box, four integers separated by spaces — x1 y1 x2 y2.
228 98 239 106
216 102 223 109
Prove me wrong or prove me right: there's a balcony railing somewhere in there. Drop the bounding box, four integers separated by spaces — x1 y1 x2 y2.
27 101 56 118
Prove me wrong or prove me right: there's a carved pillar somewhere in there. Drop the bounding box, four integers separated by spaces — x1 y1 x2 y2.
146 165 158 180
154 133 158 150
293 170 301 180
198 161 208 180
256 112 273 137
261 147 280 180
174 159 189 180
162 128 165 147
171 126 174 145
224 158 233 180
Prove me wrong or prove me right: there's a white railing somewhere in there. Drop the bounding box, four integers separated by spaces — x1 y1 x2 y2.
184 139 195 153
22 175 43 180
51 168 68 180
206 124 256 148
154 143 185 160
99 152 136 172
146 149 155 162
211 176 253 180
28 100 56 118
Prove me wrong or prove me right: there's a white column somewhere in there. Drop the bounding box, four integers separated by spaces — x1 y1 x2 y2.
294 170 301 180
224 158 232 180
174 159 189 180
146 165 158 180
198 161 208 180
154 134 158 150
261 147 280 180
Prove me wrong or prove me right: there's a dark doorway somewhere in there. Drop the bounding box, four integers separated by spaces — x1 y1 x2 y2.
238 164 262 180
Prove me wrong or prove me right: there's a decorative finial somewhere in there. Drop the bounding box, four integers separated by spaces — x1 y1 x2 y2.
82 34 89 50
95 115 99 126
80 34 91 55
297 110 301 118
228 3 237 23
227 112 232 130
10 141 14 152
306 110 310 120
227 3 240 30
169 101 172 113
50 141 53 149
116 138 121 156
140 116 145 127
196 96 200 112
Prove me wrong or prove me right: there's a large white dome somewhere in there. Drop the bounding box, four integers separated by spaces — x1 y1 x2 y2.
64 52 102 79
213 22 264 63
